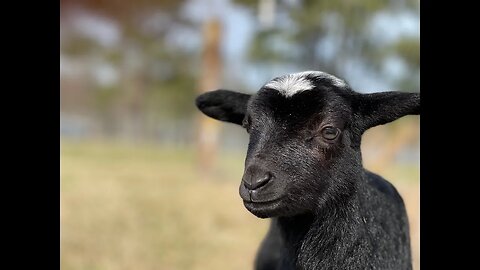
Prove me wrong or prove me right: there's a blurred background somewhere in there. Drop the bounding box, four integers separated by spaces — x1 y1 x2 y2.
60 0 420 269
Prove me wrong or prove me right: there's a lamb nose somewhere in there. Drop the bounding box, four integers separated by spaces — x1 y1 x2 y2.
243 168 273 190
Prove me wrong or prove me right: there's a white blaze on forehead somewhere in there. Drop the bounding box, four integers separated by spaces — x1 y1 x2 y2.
263 71 347 97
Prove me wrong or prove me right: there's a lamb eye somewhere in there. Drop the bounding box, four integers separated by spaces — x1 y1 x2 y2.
321 126 339 140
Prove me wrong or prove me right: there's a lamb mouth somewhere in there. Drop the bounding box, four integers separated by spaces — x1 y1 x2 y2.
243 198 284 218
243 196 283 205
239 178 287 203
239 185 284 203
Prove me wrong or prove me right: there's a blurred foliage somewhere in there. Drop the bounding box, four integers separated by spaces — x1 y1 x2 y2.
61 0 184 20
389 37 420 68
60 0 419 138
62 36 102 56
61 0 197 137
235 0 419 91
249 29 297 63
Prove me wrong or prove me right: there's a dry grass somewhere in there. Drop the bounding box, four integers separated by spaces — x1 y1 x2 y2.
61 140 419 270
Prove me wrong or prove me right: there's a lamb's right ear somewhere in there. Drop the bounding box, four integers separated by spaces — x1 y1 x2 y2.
195 89 252 125
353 91 420 132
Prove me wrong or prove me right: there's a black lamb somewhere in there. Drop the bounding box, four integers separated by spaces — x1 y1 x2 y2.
195 71 419 270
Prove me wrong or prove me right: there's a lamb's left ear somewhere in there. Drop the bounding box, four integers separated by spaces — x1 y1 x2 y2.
195 89 252 125
353 91 420 132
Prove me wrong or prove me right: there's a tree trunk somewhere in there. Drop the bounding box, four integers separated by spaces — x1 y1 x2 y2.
196 18 222 177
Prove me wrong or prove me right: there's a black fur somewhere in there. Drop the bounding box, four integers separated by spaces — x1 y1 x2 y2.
195 89 251 125
195 71 419 270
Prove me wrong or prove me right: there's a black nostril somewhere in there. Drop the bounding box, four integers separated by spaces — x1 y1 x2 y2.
244 172 272 190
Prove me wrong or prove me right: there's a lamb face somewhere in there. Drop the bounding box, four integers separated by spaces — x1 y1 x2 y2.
239 72 360 218
195 70 419 218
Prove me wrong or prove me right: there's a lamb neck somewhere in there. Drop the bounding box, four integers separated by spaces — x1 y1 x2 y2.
276 192 372 270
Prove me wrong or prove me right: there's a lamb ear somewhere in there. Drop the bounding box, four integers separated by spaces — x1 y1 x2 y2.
195 89 251 125
354 91 420 131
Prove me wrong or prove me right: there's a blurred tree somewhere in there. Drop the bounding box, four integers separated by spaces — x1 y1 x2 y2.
385 37 420 90
196 19 223 176
61 0 226 172
60 0 419 161
234 0 419 91
61 0 197 140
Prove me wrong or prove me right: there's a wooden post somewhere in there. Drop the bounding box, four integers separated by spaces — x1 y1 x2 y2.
196 18 222 176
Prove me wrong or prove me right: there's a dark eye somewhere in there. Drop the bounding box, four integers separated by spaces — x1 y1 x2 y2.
321 126 339 140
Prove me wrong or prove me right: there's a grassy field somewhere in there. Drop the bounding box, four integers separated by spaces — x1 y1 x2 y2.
61 140 419 270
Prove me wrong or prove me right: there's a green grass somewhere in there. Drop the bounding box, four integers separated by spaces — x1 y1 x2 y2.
61 139 419 270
